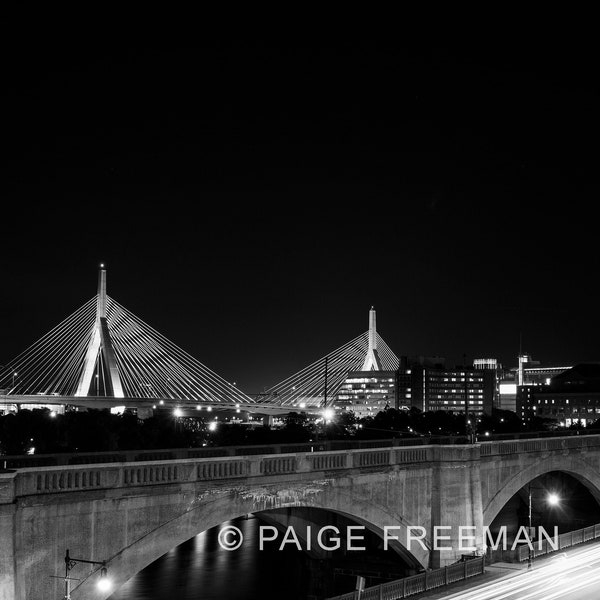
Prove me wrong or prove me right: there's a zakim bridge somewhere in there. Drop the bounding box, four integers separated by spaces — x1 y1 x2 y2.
0 266 398 417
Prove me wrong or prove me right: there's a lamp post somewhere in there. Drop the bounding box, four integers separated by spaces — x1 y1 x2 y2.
57 548 111 599
527 487 560 570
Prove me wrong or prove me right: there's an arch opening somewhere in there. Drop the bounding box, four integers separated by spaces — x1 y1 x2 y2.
108 507 423 600
487 470 600 557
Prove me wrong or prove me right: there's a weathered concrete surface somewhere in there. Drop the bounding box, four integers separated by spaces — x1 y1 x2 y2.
0 472 17 600
2 435 600 600
10 464 435 599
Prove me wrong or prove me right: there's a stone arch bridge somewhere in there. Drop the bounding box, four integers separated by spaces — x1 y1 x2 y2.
1 434 600 600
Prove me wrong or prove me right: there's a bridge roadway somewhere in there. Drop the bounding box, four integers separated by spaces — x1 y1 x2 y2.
0 394 303 416
1 433 600 600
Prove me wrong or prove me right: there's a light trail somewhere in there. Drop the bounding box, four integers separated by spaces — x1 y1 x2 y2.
441 542 600 600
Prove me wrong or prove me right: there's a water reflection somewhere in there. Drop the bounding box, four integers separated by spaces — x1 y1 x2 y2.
109 516 313 600
109 513 410 600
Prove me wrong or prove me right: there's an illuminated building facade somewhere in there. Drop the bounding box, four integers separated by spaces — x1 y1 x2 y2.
335 370 398 416
474 358 501 409
519 363 600 427
497 353 571 413
408 365 494 415
335 361 495 417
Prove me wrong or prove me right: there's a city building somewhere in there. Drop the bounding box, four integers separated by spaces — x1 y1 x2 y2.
497 353 571 413
335 370 398 417
474 358 501 409
406 363 494 415
518 363 600 427
335 357 495 417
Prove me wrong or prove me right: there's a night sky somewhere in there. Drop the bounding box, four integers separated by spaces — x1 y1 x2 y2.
3 43 598 395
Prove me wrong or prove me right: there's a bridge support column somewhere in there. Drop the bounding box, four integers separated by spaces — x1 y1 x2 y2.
430 445 484 568
0 472 16 600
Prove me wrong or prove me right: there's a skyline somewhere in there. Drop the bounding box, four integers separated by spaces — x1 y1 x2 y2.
3 43 598 394
0 261 595 397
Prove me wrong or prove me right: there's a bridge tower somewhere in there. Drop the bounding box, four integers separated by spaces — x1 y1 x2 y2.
74 264 125 397
361 306 383 371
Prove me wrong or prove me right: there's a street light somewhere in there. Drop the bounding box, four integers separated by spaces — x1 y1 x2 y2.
56 549 111 599
528 486 560 569
323 408 334 422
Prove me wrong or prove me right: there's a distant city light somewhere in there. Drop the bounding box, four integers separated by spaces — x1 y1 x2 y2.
49 411 57 418
208 421 217 431
323 408 334 421
173 408 182 417
299 402 306 409
159 400 164 405
236 409 241 413
196 405 202 410
207 406 212 412
548 493 560 506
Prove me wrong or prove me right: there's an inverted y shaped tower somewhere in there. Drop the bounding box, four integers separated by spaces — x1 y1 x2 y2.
361 306 383 371
75 264 124 397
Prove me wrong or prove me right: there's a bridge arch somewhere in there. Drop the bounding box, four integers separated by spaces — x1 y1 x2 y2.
483 454 600 527
73 484 428 599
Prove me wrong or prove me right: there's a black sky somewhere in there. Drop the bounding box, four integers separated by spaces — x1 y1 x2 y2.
2 42 598 394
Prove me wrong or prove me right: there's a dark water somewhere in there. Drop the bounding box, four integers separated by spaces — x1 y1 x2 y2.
109 515 408 600
109 516 324 600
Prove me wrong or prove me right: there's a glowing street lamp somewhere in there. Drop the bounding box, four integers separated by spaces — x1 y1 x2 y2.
57 549 111 599
547 492 560 506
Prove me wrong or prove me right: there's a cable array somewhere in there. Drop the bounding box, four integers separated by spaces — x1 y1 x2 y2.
0 295 253 405
257 332 399 408
0 298 97 396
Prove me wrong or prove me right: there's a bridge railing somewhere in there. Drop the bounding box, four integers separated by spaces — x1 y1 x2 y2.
3 430 600 469
326 556 485 600
479 433 600 457
2 444 476 501
514 522 600 562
